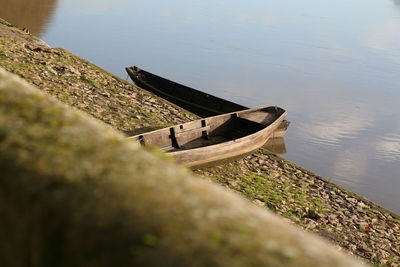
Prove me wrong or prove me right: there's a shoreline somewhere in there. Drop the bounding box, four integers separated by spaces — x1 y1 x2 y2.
0 20 398 266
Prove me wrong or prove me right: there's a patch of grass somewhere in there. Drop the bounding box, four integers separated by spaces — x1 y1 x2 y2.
374 257 400 267
387 217 400 224
108 87 118 94
17 62 31 69
0 52 7 59
79 75 95 86
199 167 333 221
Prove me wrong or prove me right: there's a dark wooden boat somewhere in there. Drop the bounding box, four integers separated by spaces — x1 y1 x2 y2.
126 66 290 136
128 106 287 167
126 66 247 117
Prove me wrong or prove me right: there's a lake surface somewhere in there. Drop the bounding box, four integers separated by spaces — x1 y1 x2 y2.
1 0 399 213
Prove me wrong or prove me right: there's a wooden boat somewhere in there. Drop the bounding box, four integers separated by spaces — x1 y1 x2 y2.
128 106 287 167
126 66 247 117
126 66 290 136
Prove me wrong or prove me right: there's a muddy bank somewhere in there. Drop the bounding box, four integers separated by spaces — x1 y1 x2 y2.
0 20 398 266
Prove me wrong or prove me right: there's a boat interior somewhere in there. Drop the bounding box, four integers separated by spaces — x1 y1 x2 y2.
129 107 284 152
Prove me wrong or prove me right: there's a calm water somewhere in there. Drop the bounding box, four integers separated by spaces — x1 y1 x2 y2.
1 0 399 213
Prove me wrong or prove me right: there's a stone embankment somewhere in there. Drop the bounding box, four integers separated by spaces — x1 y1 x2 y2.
0 19 399 266
196 152 399 266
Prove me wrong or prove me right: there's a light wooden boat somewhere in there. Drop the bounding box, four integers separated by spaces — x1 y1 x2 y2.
126 66 290 137
128 106 287 167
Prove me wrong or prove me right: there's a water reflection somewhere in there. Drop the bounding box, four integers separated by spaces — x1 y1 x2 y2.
376 133 400 162
0 0 58 36
333 149 367 184
298 113 373 148
263 137 287 154
364 19 400 54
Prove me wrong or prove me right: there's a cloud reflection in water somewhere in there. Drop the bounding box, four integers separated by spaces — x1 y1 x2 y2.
375 133 400 162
